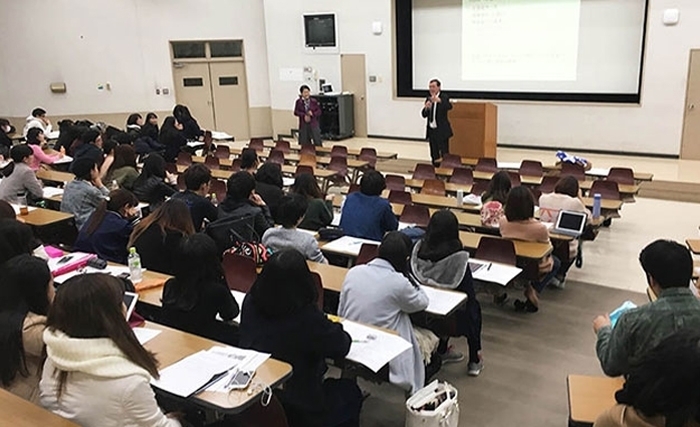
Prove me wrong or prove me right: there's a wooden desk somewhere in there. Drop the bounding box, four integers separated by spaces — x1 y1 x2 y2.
430 167 542 186
687 239 700 255
405 179 472 194
144 322 292 414
579 180 640 197
567 375 624 427
16 207 74 227
225 150 369 170
37 169 74 184
0 388 79 426
260 141 397 160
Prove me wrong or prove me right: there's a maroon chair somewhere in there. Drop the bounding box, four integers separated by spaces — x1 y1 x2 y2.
519 160 543 177
222 253 258 292
299 144 316 156
295 165 314 177
421 179 446 196
274 139 291 153
560 162 585 181
231 159 242 172
210 179 227 203
441 154 462 169
311 272 324 310
590 180 621 200
530 188 542 206
236 395 289 427
508 172 521 187
176 152 192 166
449 167 474 185
176 173 186 191
412 164 436 180
538 176 559 194
470 180 489 196
356 243 379 266
328 157 349 184
607 167 635 185
475 237 517 266
204 155 220 170
388 190 413 205
165 163 178 175
267 149 285 165
203 131 214 154
358 148 377 168
386 175 406 192
348 183 360 193
248 138 265 152
331 145 348 158
475 157 497 173
400 204 430 227
215 145 231 160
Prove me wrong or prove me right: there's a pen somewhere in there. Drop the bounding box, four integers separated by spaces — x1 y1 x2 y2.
487 263 492 271
192 370 229 396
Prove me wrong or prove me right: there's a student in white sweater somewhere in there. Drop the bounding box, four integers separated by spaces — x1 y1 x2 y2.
40 274 181 427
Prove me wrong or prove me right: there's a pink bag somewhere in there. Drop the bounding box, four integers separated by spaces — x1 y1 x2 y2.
480 201 503 228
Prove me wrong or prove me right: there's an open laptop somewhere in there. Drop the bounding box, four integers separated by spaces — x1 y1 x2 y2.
552 210 587 237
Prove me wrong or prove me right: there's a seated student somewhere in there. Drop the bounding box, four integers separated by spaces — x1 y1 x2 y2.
0 118 15 149
0 255 53 403
159 116 187 163
0 145 43 204
0 219 40 265
141 112 159 142
162 234 239 344
74 190 140 264
239 250 361 427
172 164 218 231
133 113 165 157
240 148 259 174
480 170 511 227
255 162 284 222
593 240 700 377
219 171 273 239
0 200 15 219
105 144 139 190
132 153 177 208
339 232 429 394
25 128 63 171
125 113 143 138
98 139 117 181
128 199 195 275
410 210 484 376
61 157 109 230
262 194 328 264
291 173 333 231
595 330 700 427
340 170 398 241
40 274 182 427
72 129 104 166
173 104 204 141
499 186 560 313
23 107 51 137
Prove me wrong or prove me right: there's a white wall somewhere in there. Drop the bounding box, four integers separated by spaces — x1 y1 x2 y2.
0 0 271 117
263 0 700 156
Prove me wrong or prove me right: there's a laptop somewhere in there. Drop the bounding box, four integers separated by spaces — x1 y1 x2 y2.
552 210 587 237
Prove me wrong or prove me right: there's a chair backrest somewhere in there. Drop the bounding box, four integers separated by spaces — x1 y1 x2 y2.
328 156 348 176
560 162 585 181
538 176 559 194
385 174 406 192
231 158 242 172
475 157 497 173
274 139 291 153
590 180 621 200
299 153 317 167
331 145 348 158
210 179 227 203
519 160 543 177
400 204 430 227
203 131 213 153
248 138 265 152
358 147 377 168
295 165 314 177
421 179 446 196
356 243 379 266
176 152 192 166
388 190 413 205
441 154 462 169
267 149 285 165
165 163 178 175
348 183 360 193
449 167 474 185
204 155 220 169
215 145 230 160
222 252 258 293
470 180 489 196
176 173 186 191
311 272 324 310
476 236 517 266
236 395 289 427
413 163 436 180
607 167 635 185
299 144 316 155
530 188 542 206
508 172 521 187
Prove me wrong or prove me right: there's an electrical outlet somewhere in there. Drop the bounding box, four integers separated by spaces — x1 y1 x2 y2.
155 88 161 95
369 75 377 83
162 88 170 95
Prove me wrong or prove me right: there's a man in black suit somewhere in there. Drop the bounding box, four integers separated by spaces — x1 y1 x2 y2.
421 79 453 166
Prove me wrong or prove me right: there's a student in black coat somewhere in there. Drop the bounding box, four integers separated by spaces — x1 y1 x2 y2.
219 171 273 239
141 112 160 141
239 249 362 427
254 163 284 223
132 153 176 208
0 119 15 149
159 116 188 163
171 163 218 231
173 104 204 141
128 199 195 275
162 234 239 345
72 129 105 166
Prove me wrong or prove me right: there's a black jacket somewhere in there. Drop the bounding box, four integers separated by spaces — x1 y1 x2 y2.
180 117 204 141
73 143 104 166
218 199 273 240
160 131 188 163
254 182 284 223
132 176 176 208
421 92 453 140
0 132 12 149
132 224 185 275
171 190 218 231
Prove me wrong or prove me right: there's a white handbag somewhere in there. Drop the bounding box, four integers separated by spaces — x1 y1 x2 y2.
405 380 459 427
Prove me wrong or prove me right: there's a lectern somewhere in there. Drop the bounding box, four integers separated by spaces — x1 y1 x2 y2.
448 102 497 159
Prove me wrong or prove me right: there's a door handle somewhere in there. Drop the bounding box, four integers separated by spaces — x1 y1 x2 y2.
690 104 695 111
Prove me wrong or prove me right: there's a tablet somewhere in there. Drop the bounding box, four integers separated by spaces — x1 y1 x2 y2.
553 210 587 237
123 291 139 320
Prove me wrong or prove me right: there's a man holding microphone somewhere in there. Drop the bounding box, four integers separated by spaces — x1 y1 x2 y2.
421 79 453 166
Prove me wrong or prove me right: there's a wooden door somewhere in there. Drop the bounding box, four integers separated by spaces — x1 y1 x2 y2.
209 61 250 140
681 50 700 159
340 54 368 137
172 62 216 131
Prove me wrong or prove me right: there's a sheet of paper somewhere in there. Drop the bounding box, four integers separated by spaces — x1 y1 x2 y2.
151 349 238 398
341 319 412 373
186 141 205 148
398 222 416 231
211 131 234 140
42 187 64 198
463 194 482 205
586 167 610 177
46 131 60 140
132 327 162 345
11 204 37 215
331 212 341 227
469 259 522 286
206 346 270 392
52 155 73 165
496 162 521 170
321 236 381 257
419 285 467 316
282 177 295 187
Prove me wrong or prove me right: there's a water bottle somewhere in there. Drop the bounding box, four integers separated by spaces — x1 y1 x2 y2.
592 193 602 219
210 193 218 207
128 247 143 283
456 189 464 206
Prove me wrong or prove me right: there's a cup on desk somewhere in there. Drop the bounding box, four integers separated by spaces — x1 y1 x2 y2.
456 189 464 206
17 195 28 216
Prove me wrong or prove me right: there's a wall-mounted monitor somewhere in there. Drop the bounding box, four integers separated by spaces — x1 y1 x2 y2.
304 13 337 48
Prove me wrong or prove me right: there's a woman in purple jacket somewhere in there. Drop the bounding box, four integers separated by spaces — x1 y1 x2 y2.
294 85 322 146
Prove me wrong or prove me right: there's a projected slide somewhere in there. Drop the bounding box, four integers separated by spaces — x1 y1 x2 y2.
461 0 581 81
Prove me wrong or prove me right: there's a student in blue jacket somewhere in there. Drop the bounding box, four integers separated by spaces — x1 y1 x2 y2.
340 170 398 241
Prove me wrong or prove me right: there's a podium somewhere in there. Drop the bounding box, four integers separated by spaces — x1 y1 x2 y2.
448 102 497 159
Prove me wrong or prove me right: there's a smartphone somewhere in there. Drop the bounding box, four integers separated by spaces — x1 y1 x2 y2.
228 370 254 390
123 291 139 320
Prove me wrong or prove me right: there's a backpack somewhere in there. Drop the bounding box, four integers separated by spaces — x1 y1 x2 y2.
205 214 258 254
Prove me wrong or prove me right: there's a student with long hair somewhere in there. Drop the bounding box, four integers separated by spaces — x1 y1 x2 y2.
132 153 177 208
254 162 284 221
173 104 203 141
74 190 140 264
159 116 187 163
0 255 54 403
128 199 195 275
61 157 109 230
410 210 484 376
240 250 361 427
291 173 333 231
162 234 239 344
25 128 63 171
141 112 159 142
480 171 512 227
40 274 181 427
105 144 139 190
0 219 36 265
340 170 398 240
0 144 43 204
125 113 143 136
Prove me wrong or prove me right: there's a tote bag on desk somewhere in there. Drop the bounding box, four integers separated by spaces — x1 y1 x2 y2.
405 380 459 427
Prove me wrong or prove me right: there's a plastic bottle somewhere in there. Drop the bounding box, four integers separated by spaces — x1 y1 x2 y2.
127 247 143 283
110 180 119 191
456 189 464 206
210 193 218 207
592 193 602 219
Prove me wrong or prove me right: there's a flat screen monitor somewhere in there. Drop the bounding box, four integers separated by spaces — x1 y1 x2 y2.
304 14 336 48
